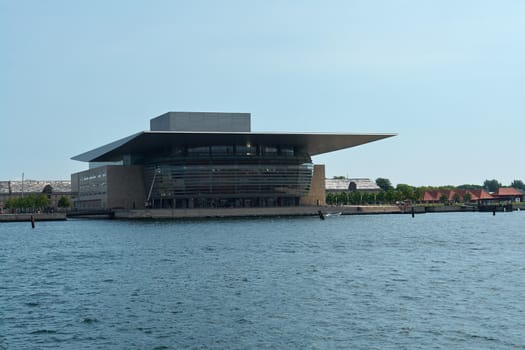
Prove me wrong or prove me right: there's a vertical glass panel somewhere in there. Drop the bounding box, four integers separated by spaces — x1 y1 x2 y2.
171 146 185 156
281 147 294 156
235 145 257 156
264 146 278 155
211 145 234 155
187 146 210 156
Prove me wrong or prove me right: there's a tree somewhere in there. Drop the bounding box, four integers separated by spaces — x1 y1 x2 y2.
5 198 14 209
396 184 415 201
34 194 49 208
57 196 71 208
457 184 483 190
326 192 336 205
413 187 424 202
510 179 525 191
483 179 502 192
384 190 395 203
5 194 49 209
392 190 404 203
361 192 373 204
338 192 349 205
463 192 472 203
375 178 393 191
351 191 362 204
452 192 461 203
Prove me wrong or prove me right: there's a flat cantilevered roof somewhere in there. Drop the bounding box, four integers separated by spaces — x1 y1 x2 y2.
71 131 396 162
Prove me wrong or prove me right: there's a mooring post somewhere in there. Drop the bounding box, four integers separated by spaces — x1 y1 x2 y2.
411 206 415 218
30 215 35 229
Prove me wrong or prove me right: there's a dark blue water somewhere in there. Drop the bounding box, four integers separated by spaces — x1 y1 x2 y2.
1 212 525 349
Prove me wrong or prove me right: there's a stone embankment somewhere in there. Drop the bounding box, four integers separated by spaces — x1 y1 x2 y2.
0 213 66 222
3 204 517 222
113 205 404 219
112 204 519 219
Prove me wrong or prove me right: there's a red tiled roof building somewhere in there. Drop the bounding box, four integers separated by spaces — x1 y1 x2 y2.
421 189 494 204
421 187 523 204
491 188 524 202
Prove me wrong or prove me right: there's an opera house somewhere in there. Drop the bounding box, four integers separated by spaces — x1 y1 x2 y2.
71 112 394 210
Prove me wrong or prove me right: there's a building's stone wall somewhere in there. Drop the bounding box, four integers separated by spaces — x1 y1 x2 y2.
107 166 146 209
300 164 326 206
71 165 146 210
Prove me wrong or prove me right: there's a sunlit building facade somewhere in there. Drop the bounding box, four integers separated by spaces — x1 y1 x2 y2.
71 112 394 209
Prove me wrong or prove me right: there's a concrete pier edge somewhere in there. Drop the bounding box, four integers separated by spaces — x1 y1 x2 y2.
0 213 67 222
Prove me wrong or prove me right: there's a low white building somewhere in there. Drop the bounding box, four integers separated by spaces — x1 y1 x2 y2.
325 178 381 193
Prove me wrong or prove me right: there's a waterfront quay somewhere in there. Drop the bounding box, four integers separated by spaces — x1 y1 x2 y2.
58 205 403 220
68 204 516 220
2 204 517 222
0 212 66 222
112 205 402 219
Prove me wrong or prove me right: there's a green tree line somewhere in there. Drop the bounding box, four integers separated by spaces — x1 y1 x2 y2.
5 195 71 209
326 177 525 205
5 194 50 209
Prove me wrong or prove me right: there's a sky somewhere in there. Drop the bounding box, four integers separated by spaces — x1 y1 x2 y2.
1 0 524 187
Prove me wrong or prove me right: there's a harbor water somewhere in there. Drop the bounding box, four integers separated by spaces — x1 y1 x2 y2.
1 212 524 349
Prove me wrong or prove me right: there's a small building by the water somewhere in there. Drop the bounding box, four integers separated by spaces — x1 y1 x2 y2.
325 178 381 193
491 188 524 203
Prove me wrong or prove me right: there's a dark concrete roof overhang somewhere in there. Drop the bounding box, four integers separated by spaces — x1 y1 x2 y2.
71 131 396 162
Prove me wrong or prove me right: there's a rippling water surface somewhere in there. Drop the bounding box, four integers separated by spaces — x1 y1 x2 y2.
1 212 525 349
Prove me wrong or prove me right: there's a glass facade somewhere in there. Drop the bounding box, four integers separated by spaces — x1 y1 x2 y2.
140 144 314 208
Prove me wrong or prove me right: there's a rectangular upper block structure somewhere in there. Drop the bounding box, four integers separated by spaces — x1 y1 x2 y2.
150 112 251 132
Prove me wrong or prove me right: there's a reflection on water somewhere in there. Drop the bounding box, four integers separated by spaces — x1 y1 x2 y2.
1 212 524 349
